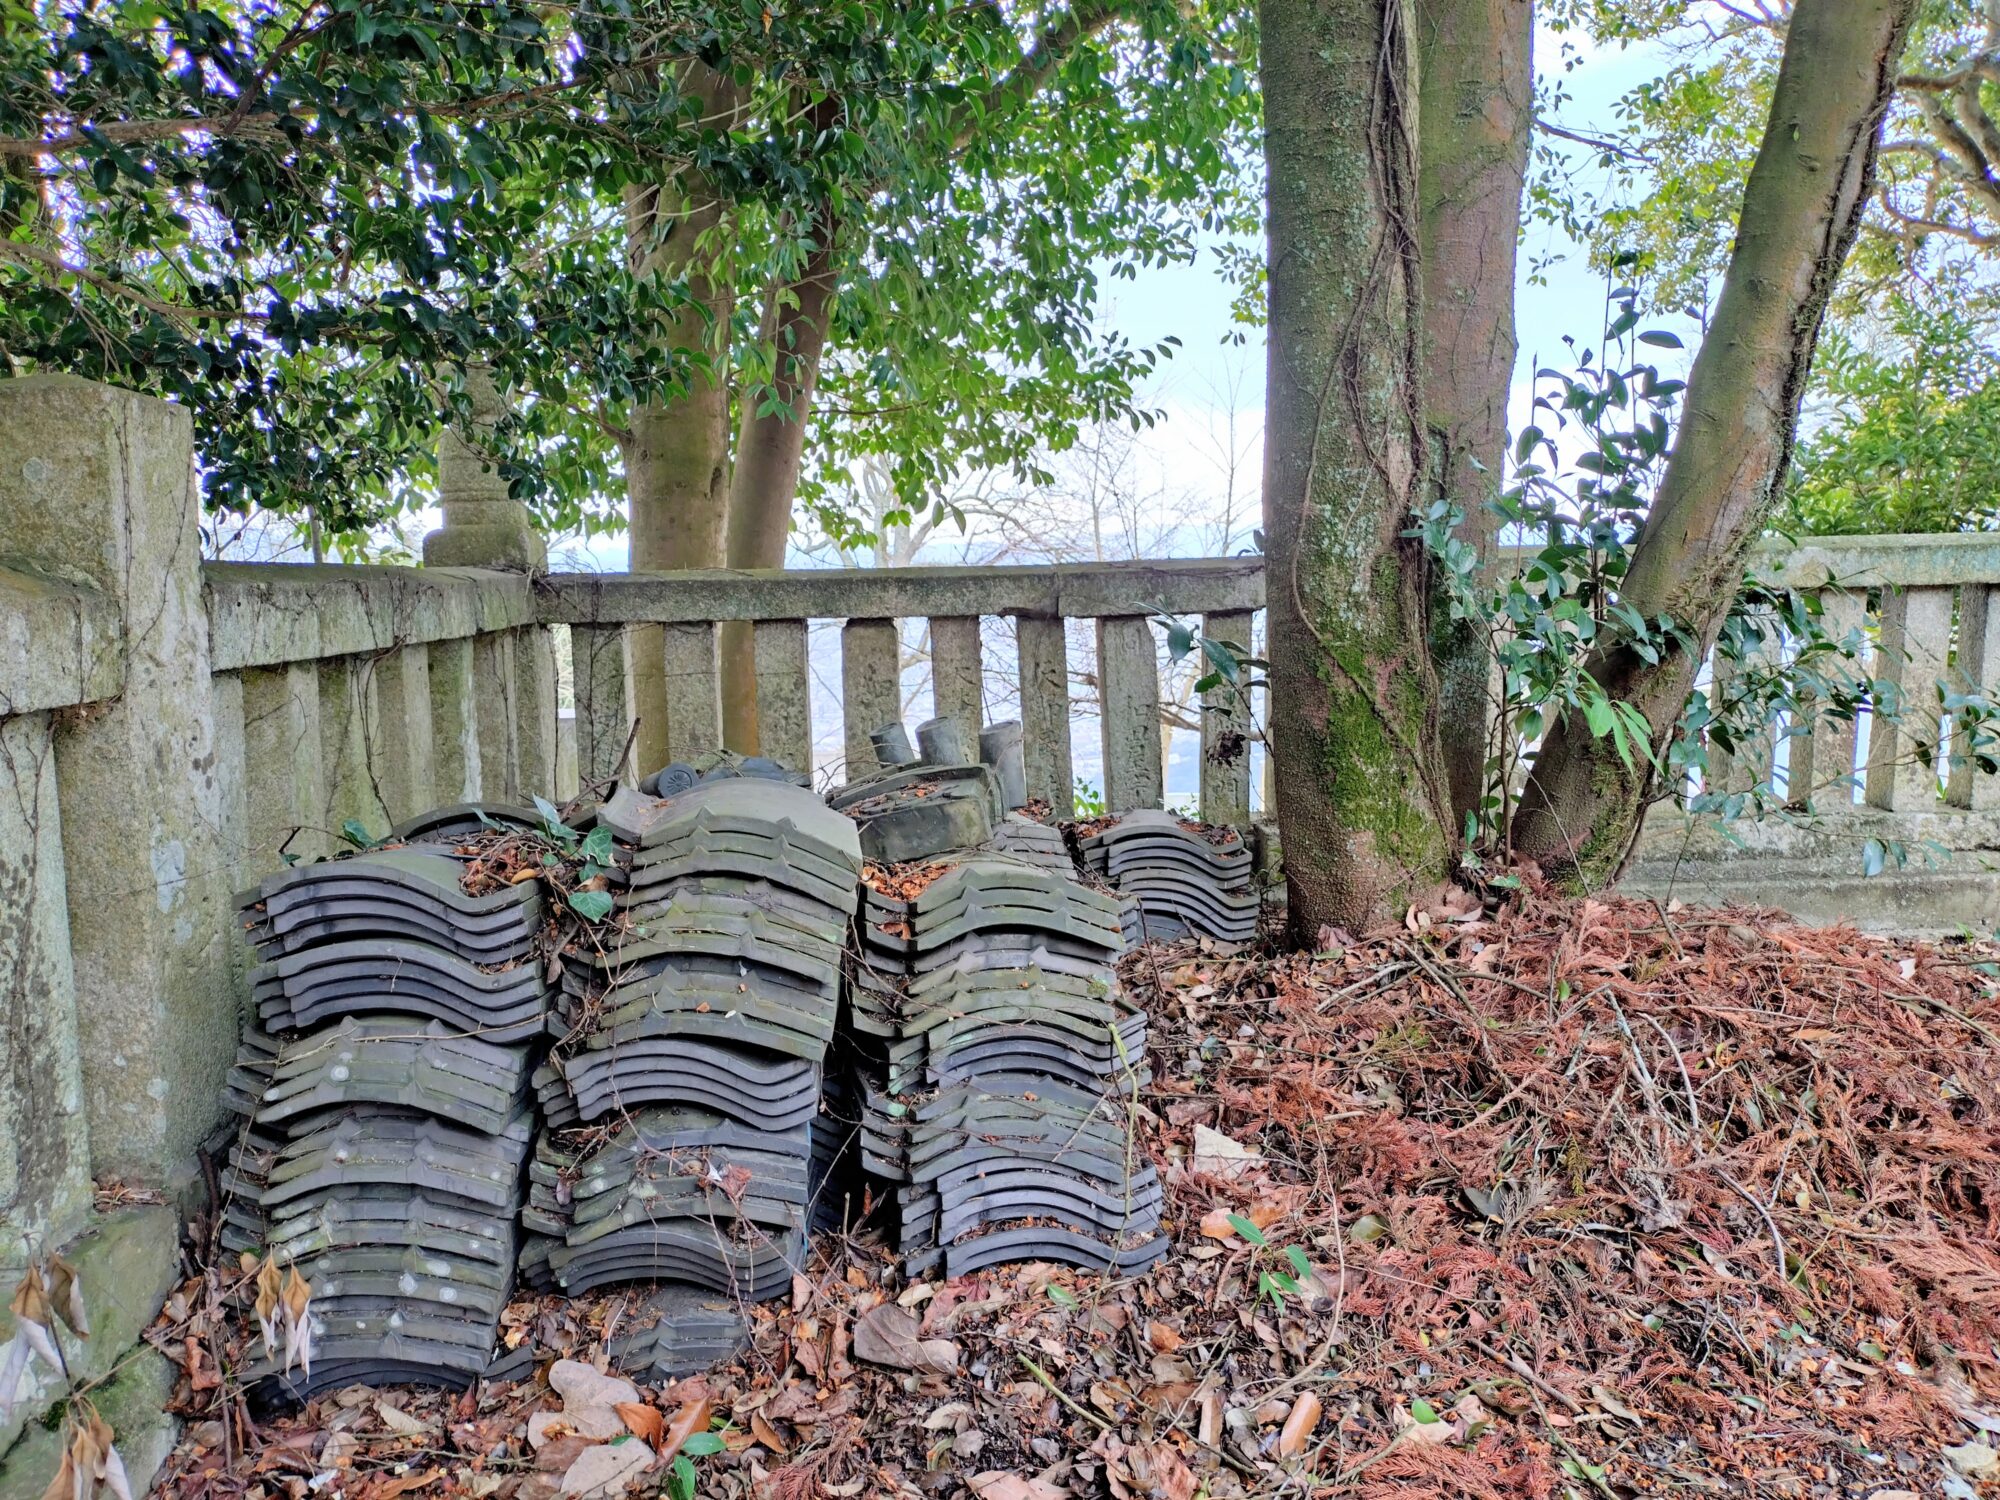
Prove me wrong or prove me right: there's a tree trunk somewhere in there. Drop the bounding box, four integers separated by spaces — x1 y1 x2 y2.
719 211 840 755
620 62 744 773
1512 0 1919 882
1260 0 1455 939
620 73 743 573
1417 0 1531 829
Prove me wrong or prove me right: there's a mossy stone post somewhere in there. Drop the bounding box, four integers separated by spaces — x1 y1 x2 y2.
0 376 234 1188
424 368 557 802
422 366 547 572
0 706 93 1258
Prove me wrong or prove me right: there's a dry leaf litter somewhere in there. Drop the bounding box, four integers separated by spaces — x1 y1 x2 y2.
128 886 2000 1500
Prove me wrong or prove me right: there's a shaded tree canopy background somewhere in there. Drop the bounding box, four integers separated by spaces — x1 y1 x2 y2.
0 0 1260 550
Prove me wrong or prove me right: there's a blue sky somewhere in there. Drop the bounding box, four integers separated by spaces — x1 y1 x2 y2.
1096 21 1689 490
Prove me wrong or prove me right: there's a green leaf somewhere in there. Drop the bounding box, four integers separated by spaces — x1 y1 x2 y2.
338 818 378 850
580 825 615 864
1284 1245 1311 1278
1199 635 1243 682
533 795 572 837
1582 694 1616 739
679 1432 726 1457
567 889 614 922
1410 1398 1440 1424
668 1455 697 1500
1225 1212 1267 1246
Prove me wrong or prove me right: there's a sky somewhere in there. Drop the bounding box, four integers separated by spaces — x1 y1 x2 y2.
1085 20 1691 549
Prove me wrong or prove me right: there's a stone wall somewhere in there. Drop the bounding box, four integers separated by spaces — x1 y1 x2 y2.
0 377 562 1492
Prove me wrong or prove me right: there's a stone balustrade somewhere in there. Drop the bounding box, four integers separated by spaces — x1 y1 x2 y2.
1625 531 2000 930
538 556 1266 825
0 379 561 1266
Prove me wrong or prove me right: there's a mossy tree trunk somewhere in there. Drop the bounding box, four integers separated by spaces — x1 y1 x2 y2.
1417 0 1531 828
1512 0 1920 883
1260 0 1456 939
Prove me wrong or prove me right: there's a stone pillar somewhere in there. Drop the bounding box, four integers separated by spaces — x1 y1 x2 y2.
0 712 93 1255
513 627 560 799
0 377 233 1185
422 366 548 571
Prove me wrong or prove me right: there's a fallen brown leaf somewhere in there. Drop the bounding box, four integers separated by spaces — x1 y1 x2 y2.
852 1302 958 1374
1137 1441 1196 1500
373 1467 441 1499
1276 1391 1321 1458
656 1395 713 1467
748 1411 789 1455
612 1402 662 1447
968 1474 1065 1500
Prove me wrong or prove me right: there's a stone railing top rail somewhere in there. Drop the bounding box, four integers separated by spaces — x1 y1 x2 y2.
175 531 2000 679
1746 532 2000 589
203 561 537 672
534 555 1266 626
1494 531 2000 589
534 533 2000 630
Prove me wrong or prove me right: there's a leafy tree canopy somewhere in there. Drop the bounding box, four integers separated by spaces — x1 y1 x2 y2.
1542 0 1995 309
1533 0 2000 532
0 0 1260 546
1782 278 2000 534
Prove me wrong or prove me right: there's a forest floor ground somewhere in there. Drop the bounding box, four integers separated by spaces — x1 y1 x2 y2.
145 888 2000 1500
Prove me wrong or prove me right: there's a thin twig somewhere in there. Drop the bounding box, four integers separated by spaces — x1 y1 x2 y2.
1015 1353 1111 1432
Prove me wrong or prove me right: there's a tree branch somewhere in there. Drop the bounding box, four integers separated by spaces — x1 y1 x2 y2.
947 0 1137 154
0 51 699 161
0 239 260 325
1876 196 2000 245
1534 116 1651 163
0 115 283 158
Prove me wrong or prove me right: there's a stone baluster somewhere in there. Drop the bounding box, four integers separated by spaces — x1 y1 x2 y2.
1097 615 1165 813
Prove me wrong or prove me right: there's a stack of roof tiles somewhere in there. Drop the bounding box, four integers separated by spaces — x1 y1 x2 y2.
521 773 862 1325
1077 809 1259 943
828 715 1030 865
246 814 552 1041
850 854 1145 1097
832 724 1164 1278
606 1286 753 1382
986 811 1074 872
221 805 546 1396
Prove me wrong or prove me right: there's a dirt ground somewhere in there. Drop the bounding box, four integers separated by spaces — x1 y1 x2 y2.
142 888 2000 1500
